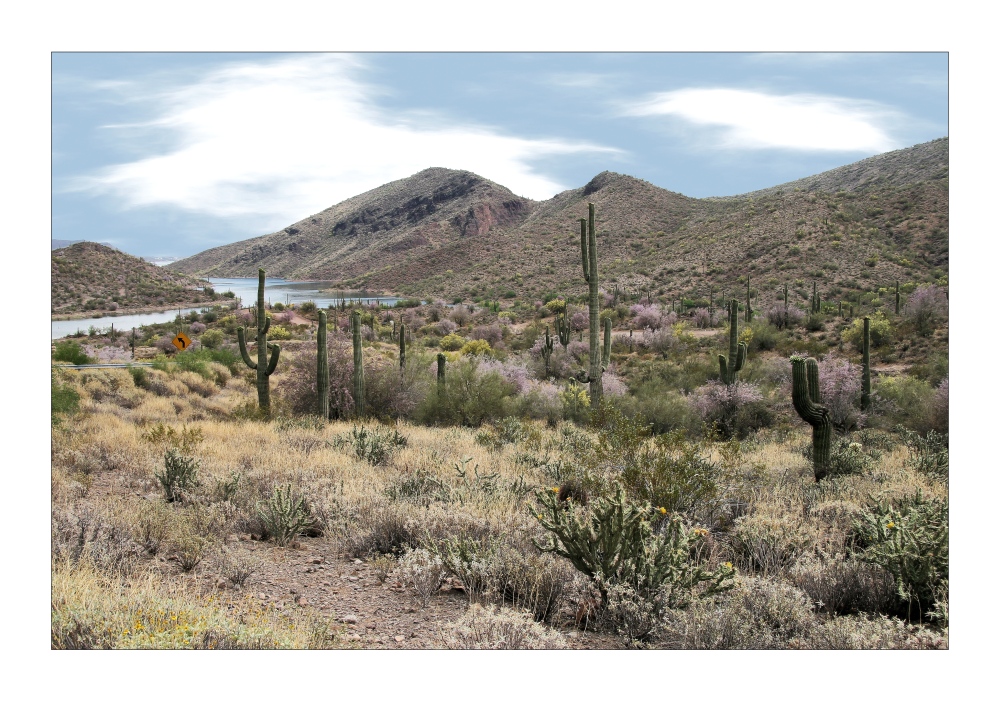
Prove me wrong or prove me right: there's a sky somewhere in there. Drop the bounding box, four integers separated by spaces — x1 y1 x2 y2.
52 52 948 260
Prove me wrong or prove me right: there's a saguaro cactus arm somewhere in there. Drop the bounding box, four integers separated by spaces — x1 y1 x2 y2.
791 356 831 481
237 326 257 370
265 343 281 375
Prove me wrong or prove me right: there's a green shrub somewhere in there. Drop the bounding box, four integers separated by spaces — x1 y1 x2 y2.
53 340 91 365
843 311 893 351
900 428 948 479
415 359 516 427
620 430 721 515
850 491 948 618
334 425 408 466
200 329 225 349
52 370 80 423
874 375 934 433
439 334 465 351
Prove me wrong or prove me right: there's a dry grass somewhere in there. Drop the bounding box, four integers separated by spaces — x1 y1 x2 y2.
51 354 947 649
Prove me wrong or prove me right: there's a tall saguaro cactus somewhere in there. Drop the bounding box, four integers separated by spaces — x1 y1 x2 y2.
399 323 406 371
541 326 554 379
436 353 446 394
555 313 571 349
895 281 900 316
719 299 747 385
350 310 364 416
237 268 281 416
791 356 831 481
579 202 611 407
317 310 329 420
861 316 871 410
745 275 753 323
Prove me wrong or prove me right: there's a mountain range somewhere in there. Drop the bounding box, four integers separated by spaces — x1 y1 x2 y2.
168 138 948 304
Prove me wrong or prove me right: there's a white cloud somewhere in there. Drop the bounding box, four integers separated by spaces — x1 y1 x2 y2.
624 88 900 152
69 54 618 228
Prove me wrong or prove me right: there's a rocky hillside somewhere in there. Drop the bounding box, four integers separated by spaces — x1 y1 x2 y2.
52 242 214 316
169 138 948 306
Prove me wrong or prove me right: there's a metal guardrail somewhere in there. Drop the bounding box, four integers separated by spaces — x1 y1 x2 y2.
54 363 155 370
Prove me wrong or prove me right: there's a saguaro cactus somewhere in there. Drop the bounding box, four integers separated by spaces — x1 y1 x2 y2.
811 281 819 313
317 310 329 420
719 299 747 385
556 313 571 349
350 310 364 416
436 352 446 394
399 323 406 371
861 316 871 410
791 356 832 481
579 202 611 407
895 281 900 316
237 268 281 416
745 275 753 323
541 326 554 379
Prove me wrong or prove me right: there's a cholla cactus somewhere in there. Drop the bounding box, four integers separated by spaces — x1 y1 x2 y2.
237 268 281 416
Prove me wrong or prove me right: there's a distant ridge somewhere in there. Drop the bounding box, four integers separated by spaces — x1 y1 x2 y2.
167 138 948 304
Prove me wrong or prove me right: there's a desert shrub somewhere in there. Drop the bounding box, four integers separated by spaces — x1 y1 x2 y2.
298 301 317 315
631 303 664 330
51 506 141 576
900 428 948 480
728 513 813 577
803 613 947 649
52 370 80 423
850 491 948 618
490 547 574 623
613 382 702 436
460 339 492 356
54 340 91 365
361 354 424 421
435 319 458 335
155 448 200 503
874 375 935 434
257 484 313 547
689 381 772 439
155 335 178 354
338 424 407 466
903 284 948 336
662 576 817 649
441 604 566 649
471 323 503 347
619 430 721 516
804 313 825 332
789 552 896 616
276 338 355 420
843 311 893 351
691 307 720 329
189 322 207 335
930 378 948 435
439 333 465 351
816 356 865 433
746 320 779 351
431 534 502 604
766 303 804 330
531 485 735 611
397 547 447 607
821 438 880 477
415 358 516 427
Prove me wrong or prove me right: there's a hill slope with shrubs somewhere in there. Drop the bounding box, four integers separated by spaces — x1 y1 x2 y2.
52 242 217 317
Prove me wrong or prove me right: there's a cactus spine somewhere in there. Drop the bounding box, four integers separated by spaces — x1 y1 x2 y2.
350 310 364 416
317 310 329 420
719 299 747 385
579 203 610 407
861 316 871 410
790 356 831 481
541 325 554 379
237 268 281 416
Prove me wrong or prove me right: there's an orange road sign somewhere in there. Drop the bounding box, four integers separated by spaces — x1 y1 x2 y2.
172 332 192 351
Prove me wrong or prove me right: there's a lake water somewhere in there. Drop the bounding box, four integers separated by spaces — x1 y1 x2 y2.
51 277 406 339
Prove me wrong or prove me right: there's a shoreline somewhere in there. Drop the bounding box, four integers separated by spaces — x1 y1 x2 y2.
51 300 234 322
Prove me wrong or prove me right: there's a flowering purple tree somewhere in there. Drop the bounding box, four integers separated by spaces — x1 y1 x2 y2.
689 380 768 438
766 303 804 330
903 285 948 336
816 356 865 433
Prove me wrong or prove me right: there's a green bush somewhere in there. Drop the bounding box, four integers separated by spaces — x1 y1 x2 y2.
51 370 80 423
874 375 934 433
843 311 893 351
620 430 721 515
200 329 225 349
850 491 948 618
440 334 465 351
415 359 516 427
53 340 91 365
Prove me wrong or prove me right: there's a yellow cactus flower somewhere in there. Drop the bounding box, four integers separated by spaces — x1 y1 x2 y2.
658 507 667 515
887 521 895 529
724 562 733 568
